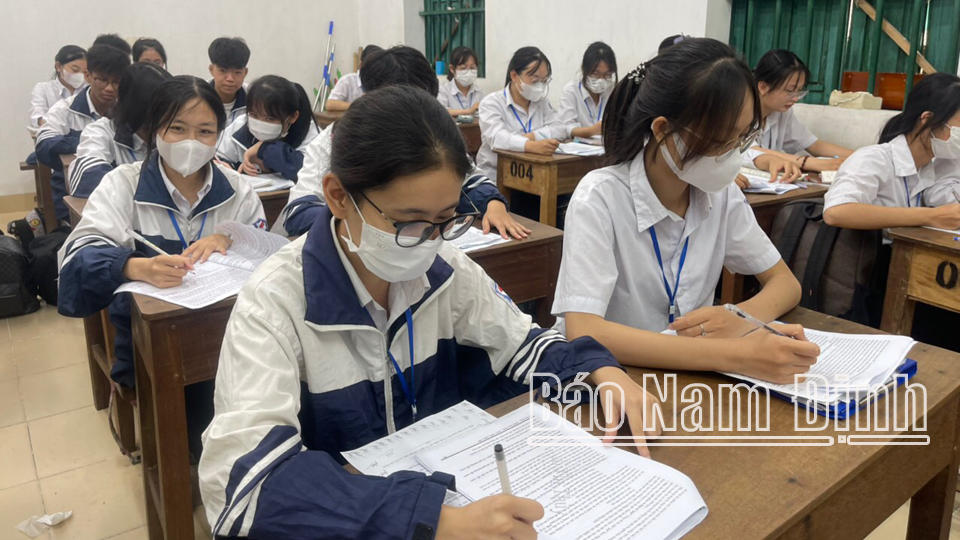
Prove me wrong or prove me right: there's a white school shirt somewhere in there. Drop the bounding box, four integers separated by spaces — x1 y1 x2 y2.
476 84 571 180
30 78 87 130
160 161 215 216
742 107 818 167
558 77 612 129
824 134 956 211
437 79 483 110
552 151 782 333
328 72 363 103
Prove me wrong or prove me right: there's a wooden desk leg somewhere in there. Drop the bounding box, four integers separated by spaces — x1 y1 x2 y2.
136 320 194 540
720 269 744 305
539 171 558 227
535 237 562 328
35 164 57 232
880 241 916 335
906 394 960 540
83 315 110 411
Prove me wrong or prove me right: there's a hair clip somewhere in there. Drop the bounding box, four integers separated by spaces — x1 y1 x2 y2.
627 63 646 85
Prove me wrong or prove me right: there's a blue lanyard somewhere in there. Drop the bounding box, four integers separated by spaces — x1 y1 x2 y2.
650 227 689 323
580 83 603 122
388 309 417 421
455 91 472 109
504 88 532 133
167 209 208 251
902 177 921 207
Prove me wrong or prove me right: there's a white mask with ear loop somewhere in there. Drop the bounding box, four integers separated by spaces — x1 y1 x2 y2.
340 193 443 283
155 135 217 177
61 70 85 89
660 134 741 193
518 80 549 101
247 116 285 141
931 126 960 160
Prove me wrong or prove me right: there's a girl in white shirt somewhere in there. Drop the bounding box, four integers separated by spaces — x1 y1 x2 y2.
438 46 483 117
823 72 960 231
476 47 570 180
559 41 617 139
30 45 87 130
554 37 820 384
745 49 854 182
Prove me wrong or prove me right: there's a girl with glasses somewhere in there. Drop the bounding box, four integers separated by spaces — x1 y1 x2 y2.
199 85 660 539
559 41 618 139
554 38 819 384
746 49 854 181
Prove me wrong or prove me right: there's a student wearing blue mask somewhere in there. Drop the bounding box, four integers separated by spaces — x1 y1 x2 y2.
30 45 87 132
57 76 265 392
69 62 171 197
200 85 659 540
216 75 320 180
476 47 570 181
559 42 618 139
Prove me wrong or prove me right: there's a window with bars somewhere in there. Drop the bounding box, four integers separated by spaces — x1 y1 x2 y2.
421 0 486 77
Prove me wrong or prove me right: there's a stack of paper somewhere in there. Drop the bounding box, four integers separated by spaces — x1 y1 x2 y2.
722 330 916 406
573 136 603 146
115 221 290 309
740 168 802 195
449 227 510 253
238 172 295 193
557 142 605 156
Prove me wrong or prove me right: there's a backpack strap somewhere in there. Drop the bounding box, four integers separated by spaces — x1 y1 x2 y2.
774 200 822 266
800 223 840 311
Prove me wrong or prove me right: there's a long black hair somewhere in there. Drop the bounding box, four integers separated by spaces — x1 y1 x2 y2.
602 37 760 166
331 86 471 196
247 75 318 148
113 62 172 141
754 49 810 91
504 47 552 86
580 42 617 85
879 72 960 144
53 45 85 79
133 38 167 65
447 46 479 81
360 46 439 97
142 76 227 166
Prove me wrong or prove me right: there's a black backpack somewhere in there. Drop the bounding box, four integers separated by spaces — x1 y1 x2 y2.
770 200 886 328
26 232 67 306
0 235 41 318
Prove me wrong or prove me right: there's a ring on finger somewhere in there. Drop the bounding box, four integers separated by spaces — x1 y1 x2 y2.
699 323 707 337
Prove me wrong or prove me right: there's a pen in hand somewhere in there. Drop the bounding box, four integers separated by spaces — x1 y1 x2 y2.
494 444 512 495
723 304 790 338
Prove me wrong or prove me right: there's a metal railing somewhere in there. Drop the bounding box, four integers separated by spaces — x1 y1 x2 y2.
420 0 486 77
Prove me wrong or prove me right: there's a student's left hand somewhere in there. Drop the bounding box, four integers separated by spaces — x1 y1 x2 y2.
483 201 531 240
240 142 266 176
584 366 662 458
669 305 755 338
182 233 233 264
735 173 750 190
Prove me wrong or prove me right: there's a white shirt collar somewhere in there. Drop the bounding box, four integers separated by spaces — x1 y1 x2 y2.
158 161 214 216
890 134 922 178
329 215 431 332
627 147 713 234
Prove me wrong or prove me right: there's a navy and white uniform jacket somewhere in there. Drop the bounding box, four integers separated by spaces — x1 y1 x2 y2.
35 86 100 168
30 77 87 130
216 114 320 181
209 80 249 125
199 205 620 539
277 124 505 236
68 117 147 197
57 155 266 387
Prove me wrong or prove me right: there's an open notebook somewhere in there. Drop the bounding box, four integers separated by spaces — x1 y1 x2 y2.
739 167 803 195
345 402 708 540
115 221 289 309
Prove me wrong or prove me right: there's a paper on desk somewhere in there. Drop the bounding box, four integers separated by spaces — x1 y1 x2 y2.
342 401 496 507
16 511 72 538
212 221 290 269
923 226 960 235
450 227 510 253
740 167 808 192
556 142 605 156
417 404 708 540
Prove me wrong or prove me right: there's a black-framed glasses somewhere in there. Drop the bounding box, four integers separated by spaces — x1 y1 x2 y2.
360 192 480 247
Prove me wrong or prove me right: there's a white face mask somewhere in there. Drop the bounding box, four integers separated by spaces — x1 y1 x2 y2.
340 194 442 283
584 76 613 95
247 116 284 142
518 80 549 102
61 70 85 89
455 69 478 87
660 134 741 193
931 126 960 160
155 135 217 177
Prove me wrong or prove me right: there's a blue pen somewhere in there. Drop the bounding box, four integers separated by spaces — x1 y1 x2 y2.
954 237 960 242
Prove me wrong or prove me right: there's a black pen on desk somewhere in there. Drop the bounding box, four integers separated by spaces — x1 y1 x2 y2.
723 304 790 338
494 444 512 495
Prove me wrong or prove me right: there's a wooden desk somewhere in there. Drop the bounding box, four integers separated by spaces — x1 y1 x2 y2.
488 307 960 540
313 110 343 129
458 119 481 155
131 214 562 539
494 149 605 226
20 160 57 233
720 184 830 304
61 153 76 173
881 227 960 335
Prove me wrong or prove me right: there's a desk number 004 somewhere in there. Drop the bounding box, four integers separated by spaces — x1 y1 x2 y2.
509 161 534 181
